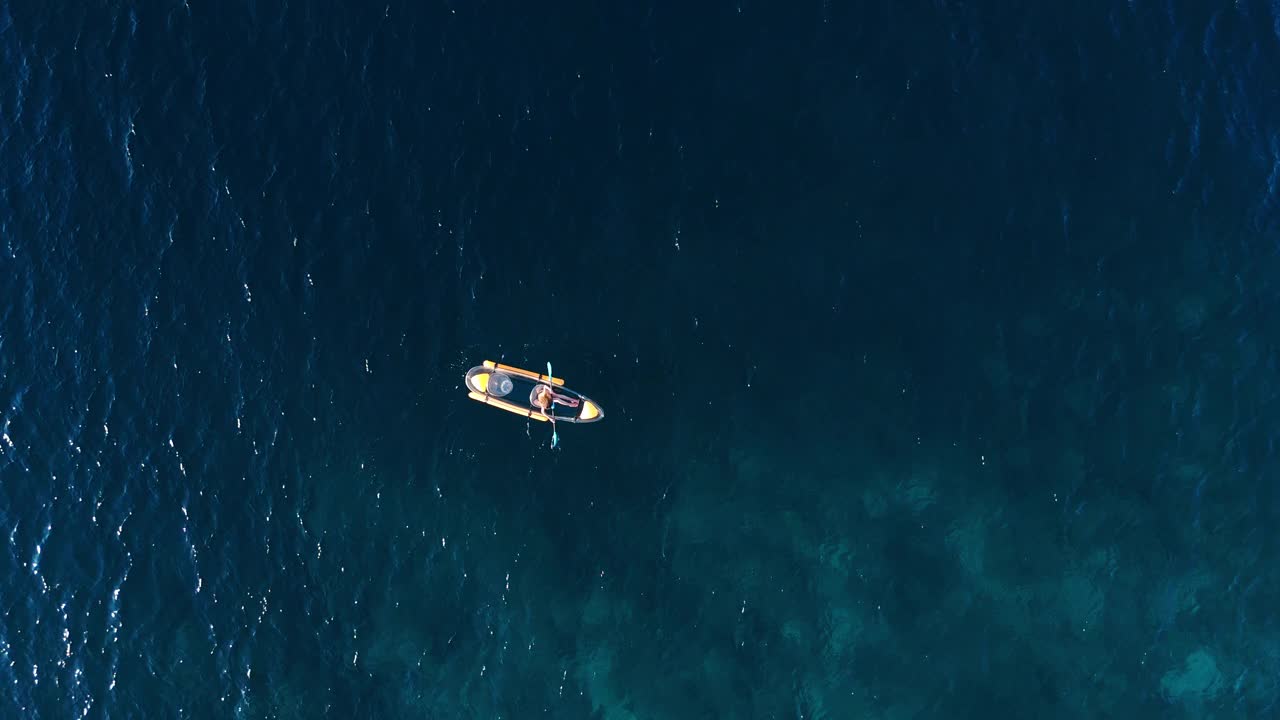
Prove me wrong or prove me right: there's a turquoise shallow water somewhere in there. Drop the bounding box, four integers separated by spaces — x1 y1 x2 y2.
0 0 1278 717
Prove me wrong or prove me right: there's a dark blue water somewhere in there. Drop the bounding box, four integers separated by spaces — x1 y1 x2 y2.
1 0 1278 717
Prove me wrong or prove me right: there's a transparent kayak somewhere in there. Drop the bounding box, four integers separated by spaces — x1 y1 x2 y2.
464 361 604 424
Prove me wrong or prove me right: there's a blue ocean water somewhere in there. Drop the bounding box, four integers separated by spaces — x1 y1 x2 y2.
1 0 1279 717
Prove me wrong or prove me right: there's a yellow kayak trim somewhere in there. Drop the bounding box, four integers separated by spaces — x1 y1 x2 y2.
467 391 550 421
483 360 564 386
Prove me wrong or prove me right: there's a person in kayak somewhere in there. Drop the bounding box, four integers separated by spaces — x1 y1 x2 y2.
532 383 579 420
536 363 580 449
